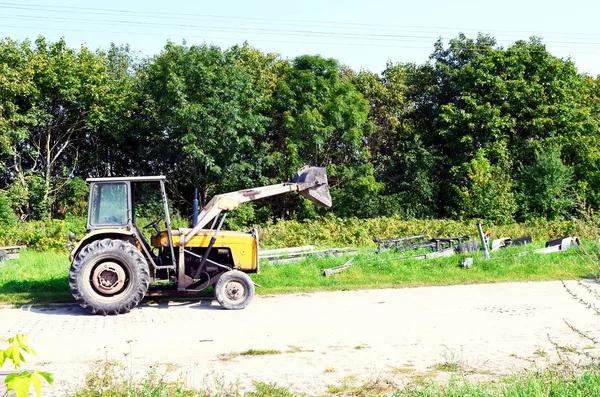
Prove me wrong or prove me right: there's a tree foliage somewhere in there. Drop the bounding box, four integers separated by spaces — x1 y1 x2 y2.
0 35 598 225
517 147 576 220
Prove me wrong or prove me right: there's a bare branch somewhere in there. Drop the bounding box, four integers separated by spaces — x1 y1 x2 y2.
563 319 599 345
562 281 600 316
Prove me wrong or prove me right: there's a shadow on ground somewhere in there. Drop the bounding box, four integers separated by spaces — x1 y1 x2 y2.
1 278 224 315
14 295 222 316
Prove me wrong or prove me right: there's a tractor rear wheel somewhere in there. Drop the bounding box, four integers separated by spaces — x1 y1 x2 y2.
69 238 150 315
215 270 255 310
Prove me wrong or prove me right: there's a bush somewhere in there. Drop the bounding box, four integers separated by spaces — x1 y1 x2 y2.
257 215 580 249
0 215 585 251
55 177 88 218
0 191 17 226
517 147 576 221
455 150 517 225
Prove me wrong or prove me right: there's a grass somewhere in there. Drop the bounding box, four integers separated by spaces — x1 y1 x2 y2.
253 240 592 295
0 240 593 305
0 250 71 304
430 362 461 373
238 349 282 356
62 357 600 397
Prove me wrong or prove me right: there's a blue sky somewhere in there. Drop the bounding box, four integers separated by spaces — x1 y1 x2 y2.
1 0 599 75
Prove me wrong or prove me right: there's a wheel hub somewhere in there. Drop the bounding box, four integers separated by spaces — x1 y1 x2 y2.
225 281 245 301
92 262 126 294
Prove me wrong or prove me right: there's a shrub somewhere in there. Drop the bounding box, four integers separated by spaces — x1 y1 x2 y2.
517 147 576 221
0 191 17 226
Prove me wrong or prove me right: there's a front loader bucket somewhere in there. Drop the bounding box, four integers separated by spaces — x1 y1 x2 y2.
293 166 332 208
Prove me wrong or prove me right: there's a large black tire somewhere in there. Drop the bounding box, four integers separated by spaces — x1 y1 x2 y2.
215 270 255 310
69 238 150 315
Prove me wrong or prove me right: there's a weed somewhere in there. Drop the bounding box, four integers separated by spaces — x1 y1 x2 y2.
430 362 460 372
219 348 282 361
327 375 397 396
239 349 282 356
69 362 600 397
73 360 237 397
534 348 548 357
389 365 416 375
354 344 369 350
407 370 438 388
286 346 313 354
324 367 336 373
246 382 296 397
165 362 178 372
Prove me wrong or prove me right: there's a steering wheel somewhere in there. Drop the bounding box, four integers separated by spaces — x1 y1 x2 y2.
143 217 164 233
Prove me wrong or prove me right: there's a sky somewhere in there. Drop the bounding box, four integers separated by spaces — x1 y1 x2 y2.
1 0 600 76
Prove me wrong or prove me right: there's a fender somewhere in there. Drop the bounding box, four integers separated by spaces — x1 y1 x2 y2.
69 229 135 262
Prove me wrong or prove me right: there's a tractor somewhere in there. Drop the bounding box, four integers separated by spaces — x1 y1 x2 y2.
68 166 331 315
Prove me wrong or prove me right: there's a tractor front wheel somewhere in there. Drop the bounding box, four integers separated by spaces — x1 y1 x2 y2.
215 270 255 310
69 238 150 315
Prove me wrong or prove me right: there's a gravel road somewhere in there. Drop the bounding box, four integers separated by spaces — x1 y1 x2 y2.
1 280 599 395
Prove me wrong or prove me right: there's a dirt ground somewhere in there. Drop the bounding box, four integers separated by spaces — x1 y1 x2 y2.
1 280 599 396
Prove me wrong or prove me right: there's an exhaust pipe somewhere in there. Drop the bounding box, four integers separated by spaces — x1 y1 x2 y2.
293 166 332 208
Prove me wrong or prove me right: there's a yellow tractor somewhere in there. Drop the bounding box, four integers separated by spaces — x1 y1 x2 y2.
68 166 331 315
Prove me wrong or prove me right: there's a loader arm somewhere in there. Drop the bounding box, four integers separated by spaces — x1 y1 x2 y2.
183 166 331 245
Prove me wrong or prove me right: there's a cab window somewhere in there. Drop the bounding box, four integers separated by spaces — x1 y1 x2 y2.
89 183 129 227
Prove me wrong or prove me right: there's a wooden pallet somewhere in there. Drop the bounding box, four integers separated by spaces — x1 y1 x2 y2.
0 245 26 260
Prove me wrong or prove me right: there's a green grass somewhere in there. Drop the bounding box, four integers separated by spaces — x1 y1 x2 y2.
238 349 282 356
0 250 71 304
67 358 600 397
253 241 594 295
410 370 600 397
0 241 594 305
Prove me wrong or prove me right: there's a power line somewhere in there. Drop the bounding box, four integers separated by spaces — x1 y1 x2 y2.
0 3 598 43
1 1 600 39
0 24 442 50
3 13 600 50
3 24 600 56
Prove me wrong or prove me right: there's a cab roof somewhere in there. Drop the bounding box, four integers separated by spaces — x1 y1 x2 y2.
86 176 166 183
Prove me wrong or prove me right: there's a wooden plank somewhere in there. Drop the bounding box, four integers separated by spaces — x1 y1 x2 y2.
259 246 315 256
0 245 26 251
411 247 455 260
264 248 358 264
323 257 355 277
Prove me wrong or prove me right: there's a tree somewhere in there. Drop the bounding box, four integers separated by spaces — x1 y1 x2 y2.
425 34 596 218
352 63 438 218
268 55 372 218
137 42 274 210
455 148 516 224
517 147 575 220
77 43 139 179
0 37 132 219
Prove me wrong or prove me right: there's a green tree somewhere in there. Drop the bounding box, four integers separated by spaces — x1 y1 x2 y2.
455 149 516 224
425 34 596 218
0 37 132 219
269 55 371 218
77 43 138 179
137 42 273 208
517 147 575 220
352 63 438 218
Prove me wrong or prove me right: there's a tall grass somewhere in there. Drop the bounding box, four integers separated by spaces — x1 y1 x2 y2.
258 216 581 249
